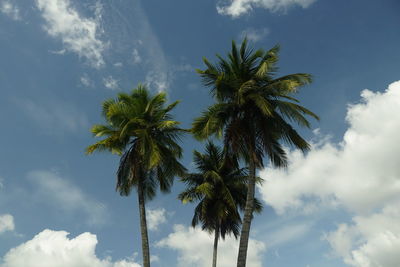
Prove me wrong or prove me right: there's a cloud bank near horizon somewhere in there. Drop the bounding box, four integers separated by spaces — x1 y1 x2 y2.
259 80 400 266
0 229 141 267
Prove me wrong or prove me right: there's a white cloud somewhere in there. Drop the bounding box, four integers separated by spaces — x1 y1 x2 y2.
144 63 193 92
0 229 141 267
172 63 193 72
36 0 105 68
28 170 107 225
258 80 400 266
49 48 67 55
217 0 317 17
132 49 142 64
150 255 159 263
146 208 167 231
259 80 400 214
157 224 265 267
325 202 400 267
266 222 312 247
0 214 14 234
145 71 168 92
17 99 89 135
100 1 169 91
81 73 94 87
239 28 269 42
0 0 20 20
103 76 119 90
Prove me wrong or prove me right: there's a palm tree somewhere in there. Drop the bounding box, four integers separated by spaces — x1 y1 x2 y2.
86 84 186 267
192 39 319 267
178 142 262 267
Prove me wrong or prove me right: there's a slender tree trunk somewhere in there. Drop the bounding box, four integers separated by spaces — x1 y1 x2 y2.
212 223 220 267
138 179 151 267
237 157 256 267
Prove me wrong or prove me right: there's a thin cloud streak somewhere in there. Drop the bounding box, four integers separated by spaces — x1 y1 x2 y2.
27 170 108 225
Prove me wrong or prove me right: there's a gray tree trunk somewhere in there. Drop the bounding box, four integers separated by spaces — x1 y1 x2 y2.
212 223 220 267
236 158 256 267
138 180 151 267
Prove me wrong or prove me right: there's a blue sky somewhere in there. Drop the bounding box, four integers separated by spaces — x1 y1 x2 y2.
1 0 400 266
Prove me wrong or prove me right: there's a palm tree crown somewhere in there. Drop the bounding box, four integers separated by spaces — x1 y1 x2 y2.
87 84 186 197
179 141 261 267
179 142 261 237
86 84 186 267
193 39 318 168
192 39 318 267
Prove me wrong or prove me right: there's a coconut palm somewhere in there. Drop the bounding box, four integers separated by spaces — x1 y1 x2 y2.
192 39 319 267
86 84 186 267
179 142 262 267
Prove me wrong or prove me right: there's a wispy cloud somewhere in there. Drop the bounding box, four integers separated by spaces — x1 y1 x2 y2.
98 1 170 91
27 170 108 225
0 214 14 234
266 222 312 247
0 0 20 20
103 76 119 90
239 27 269 42
16 98 89 136
217 0 317 17
145 71 168 92
80 73 94 88
132 48 142 64
36 0 106 68
0 229 141 267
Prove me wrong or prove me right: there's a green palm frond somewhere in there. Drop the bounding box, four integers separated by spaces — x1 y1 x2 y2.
87 83 186 199
193 38 318 168
179 142 262 240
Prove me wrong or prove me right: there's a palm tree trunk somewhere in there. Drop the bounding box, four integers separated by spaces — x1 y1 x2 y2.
212 223 220 267
138 179 151 267
237 157 256 267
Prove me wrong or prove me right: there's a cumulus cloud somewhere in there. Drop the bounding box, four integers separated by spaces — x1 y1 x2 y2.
36 0 105 68
103 76 119 90
0 229 141 267
146 208 167 231
259 80 400 266
28 170 107 225
217 0 317 17
17 99 89 135
325 203 400 267
0 0 20 20
239 28 269 42
0 214 14 234
157 224 265 267
259 80 400 214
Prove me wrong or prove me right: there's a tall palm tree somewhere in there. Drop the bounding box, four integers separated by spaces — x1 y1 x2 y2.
86 84 186 267
179 142 262 267
192 39 319 267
